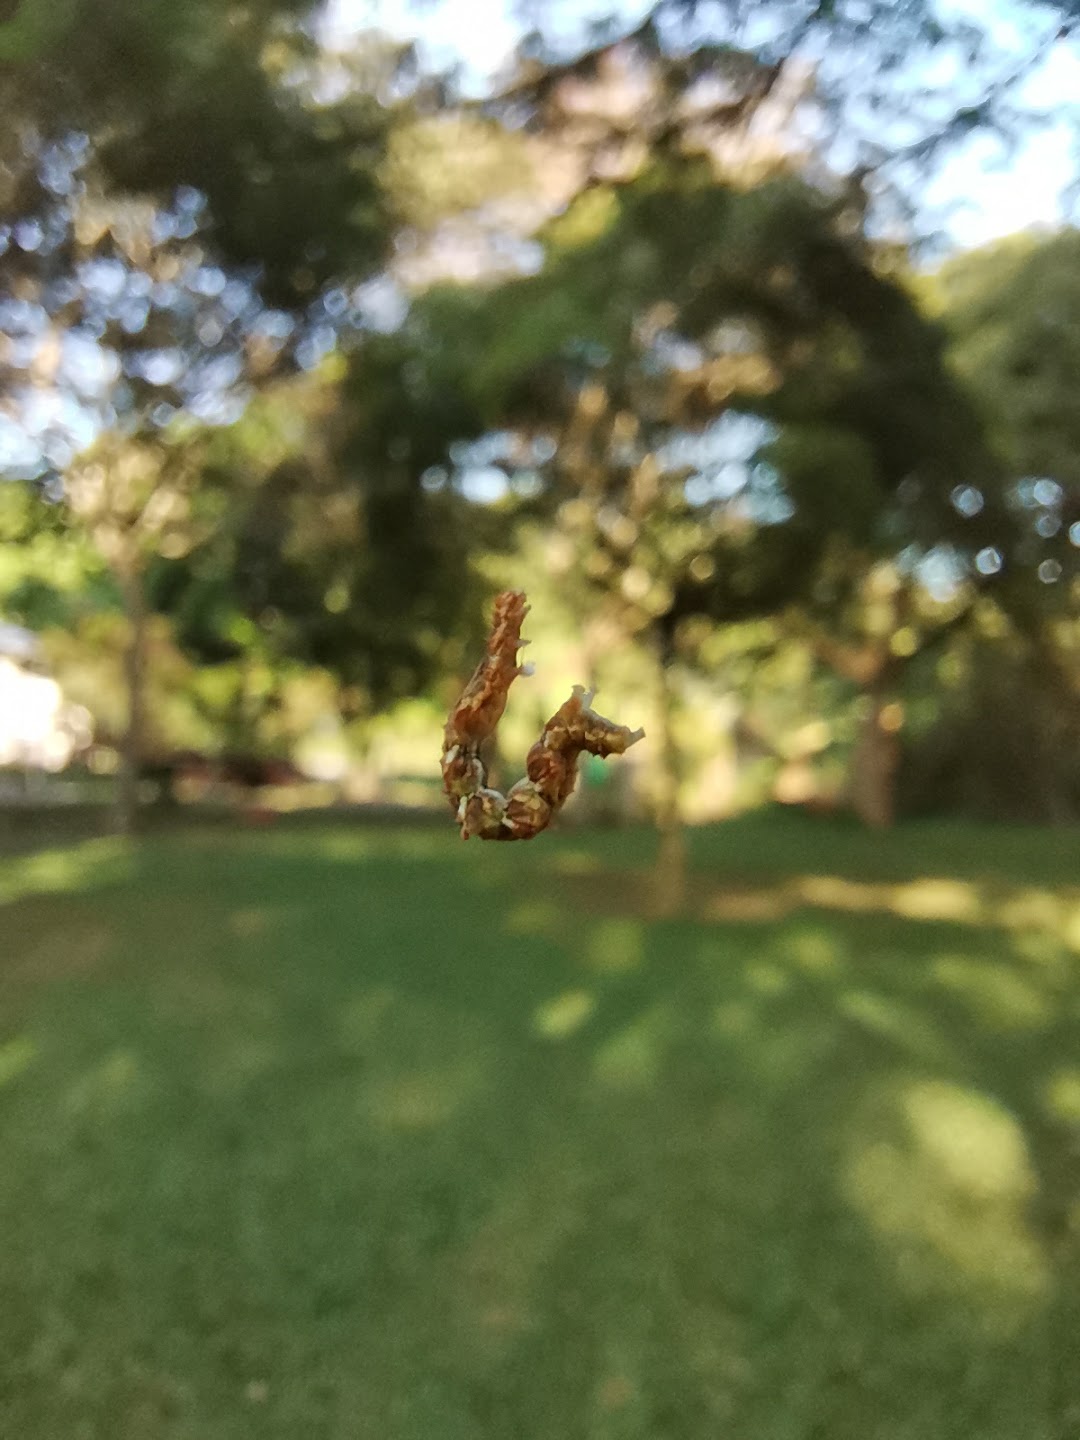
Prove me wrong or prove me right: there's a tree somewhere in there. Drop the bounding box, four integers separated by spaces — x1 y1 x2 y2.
64 430 213 829
901 229 1080 819
343 147 998 869
0 13 467 829
336 3 1077 838
496 0 1080 238
0 478 107 631
155 363 484 725
0 0 397 304
934 230 1080 599
0 152 314 831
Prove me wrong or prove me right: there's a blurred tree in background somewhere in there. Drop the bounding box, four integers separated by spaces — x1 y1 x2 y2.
0 0 476 827
900 231 1080 820
318 17 1043 848
0 0 1077 832
0 0 394 300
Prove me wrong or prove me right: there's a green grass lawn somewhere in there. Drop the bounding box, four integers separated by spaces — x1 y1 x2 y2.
2 814 1079 1439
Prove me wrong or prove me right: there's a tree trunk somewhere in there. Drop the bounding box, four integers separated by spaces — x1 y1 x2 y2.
849 680 899 829
116 565 148 836
651 627 687 915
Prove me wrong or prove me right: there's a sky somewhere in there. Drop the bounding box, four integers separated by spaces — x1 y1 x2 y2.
325 0 1080 251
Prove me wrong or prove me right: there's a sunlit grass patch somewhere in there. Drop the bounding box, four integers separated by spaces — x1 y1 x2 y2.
845 1078 1050 1331
0 1034 35 1088
583 918 645 974
1043 1067 1080 1125
0 835 132 907
533 988 596 1039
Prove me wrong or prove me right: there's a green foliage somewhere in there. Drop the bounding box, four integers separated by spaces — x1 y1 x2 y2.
0 482 112 628
933 230 1080 789
940 230 1080 485
380 164 993 637
762 425 880 543
901 632 1080 822
0 0 79 61
1 0 397 301
151 369 482 709
385 112 536 230
0 0 1074 809
937 231 1080 610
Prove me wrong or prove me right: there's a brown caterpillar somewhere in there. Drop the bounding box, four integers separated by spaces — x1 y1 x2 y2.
441 590 644 840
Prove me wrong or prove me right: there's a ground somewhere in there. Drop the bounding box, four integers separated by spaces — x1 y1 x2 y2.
1 813 1079 1438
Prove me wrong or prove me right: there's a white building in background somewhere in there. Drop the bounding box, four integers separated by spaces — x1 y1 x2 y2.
0 622 91 773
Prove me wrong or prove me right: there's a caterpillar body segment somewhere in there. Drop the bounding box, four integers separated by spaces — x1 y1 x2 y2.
441 591 644 841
